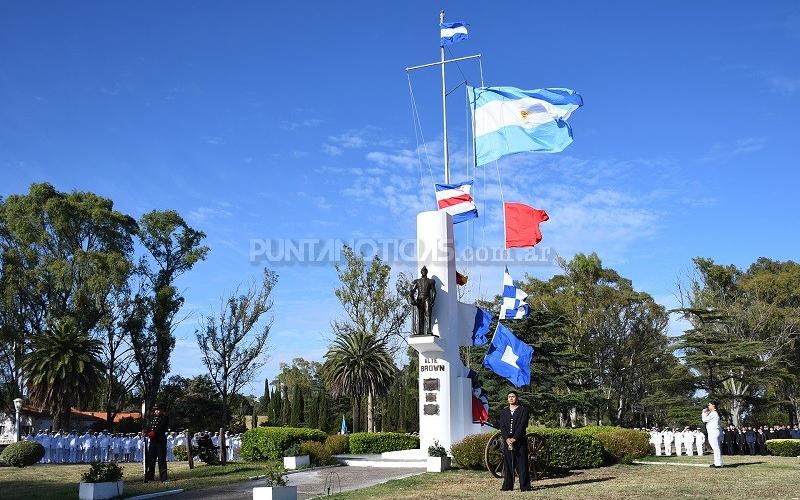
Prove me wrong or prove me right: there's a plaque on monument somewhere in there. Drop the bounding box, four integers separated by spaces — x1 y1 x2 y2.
423 378 440 391
425 393 437 402
423 404 440 416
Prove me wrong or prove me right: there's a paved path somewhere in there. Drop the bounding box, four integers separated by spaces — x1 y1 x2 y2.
168 466 423 499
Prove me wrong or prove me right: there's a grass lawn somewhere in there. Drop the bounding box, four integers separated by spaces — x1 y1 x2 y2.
0 461 280 499
327 455 800 499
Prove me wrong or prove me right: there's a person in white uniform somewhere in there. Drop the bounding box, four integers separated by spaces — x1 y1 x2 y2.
694 428 706 456
701 400 723 467
649 428 662 456
673 427 683 456
68 431 79 463
662 427 673 456
682 427 694 456
166 432 176 462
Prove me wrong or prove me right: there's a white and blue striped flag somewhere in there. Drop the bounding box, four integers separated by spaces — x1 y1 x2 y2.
469 86 583 166
500 267 529 320
440 21 469 46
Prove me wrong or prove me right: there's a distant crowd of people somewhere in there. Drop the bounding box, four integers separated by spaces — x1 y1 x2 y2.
644 424 800 456
24 429 243 464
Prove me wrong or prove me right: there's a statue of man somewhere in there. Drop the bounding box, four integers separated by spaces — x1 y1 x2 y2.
409 266 436 336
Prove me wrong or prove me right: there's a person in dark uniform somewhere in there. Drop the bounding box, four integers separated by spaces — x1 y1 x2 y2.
756 427 767 455
745 427 756 455
143 404 170 482
498 390 531 492
723 426 736 455
778 425 791 439
736 428 747 455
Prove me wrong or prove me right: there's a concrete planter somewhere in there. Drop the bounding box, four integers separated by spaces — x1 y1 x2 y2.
252 485 298 500
426 456 451 472
78 481 124 500
282 454 310 470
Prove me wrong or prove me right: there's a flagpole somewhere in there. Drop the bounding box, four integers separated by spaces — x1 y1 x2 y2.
440 10 450 184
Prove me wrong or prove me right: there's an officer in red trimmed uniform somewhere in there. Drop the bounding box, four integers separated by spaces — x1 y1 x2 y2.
143 404 170 482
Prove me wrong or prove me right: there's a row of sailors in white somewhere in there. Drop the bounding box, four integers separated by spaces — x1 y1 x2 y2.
648 427 710 456
25 430 242 463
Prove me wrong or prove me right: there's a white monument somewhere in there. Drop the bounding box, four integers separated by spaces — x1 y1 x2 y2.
383 210 491 461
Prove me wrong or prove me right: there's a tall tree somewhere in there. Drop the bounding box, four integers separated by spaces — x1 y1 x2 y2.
0 183 136 414
131 209 208 415
317 391 329 432
196 268 276 426
675 257 795 426
323 329 396 433
23 321 104 430
328 246 407 431
290 384 301 427
281 385 291 426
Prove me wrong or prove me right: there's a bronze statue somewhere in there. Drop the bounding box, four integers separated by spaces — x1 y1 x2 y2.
409 266 436 336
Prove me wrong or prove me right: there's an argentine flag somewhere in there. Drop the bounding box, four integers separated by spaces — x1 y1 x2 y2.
500 267 529 320
469 86 583 166
440 21 468 46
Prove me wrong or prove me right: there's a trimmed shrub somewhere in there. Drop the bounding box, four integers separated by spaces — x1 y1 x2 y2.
81 461 123 483
0 441 45 468
766 439 800 457
573 426 651 463
450 432 494 470
348 432 419 454
173 444 187 461
324 434 349 455
526 428 605 469
241 427 326 461
302 440 333 465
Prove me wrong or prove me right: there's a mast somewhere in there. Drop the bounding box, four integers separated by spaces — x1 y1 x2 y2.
440 10 450 184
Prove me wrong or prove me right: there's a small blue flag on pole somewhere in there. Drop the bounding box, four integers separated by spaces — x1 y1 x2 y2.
482 323 534 388
440 21 469 46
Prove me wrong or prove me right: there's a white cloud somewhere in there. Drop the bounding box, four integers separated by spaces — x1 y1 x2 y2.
699 137 767 164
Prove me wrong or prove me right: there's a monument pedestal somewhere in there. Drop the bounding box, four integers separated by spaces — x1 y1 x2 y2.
409 211 493 455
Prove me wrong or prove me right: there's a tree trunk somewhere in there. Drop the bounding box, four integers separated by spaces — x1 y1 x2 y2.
367 391 374 432
730 398 743 428
352 397 361 433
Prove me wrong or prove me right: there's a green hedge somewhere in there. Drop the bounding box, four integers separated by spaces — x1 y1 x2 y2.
450 432 494 470
526 428 604 469
766 439 800 457
450 429 604 471
324 434 349 455
348 432 419 454
573 426 651 463
302 440 334 465
0 441 45 467
241 427 326 461
173 444 187 461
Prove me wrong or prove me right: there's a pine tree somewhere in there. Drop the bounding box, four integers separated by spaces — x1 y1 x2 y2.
318 391 329 432
270 387 281 424
307 390 319 429
258 378 271 414
281 385 291 426
290 384 301 427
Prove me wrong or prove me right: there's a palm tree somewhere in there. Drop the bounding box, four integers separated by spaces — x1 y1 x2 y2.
23 321 104 430
323 329 395 432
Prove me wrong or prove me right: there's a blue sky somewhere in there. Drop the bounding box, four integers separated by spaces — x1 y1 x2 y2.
2 1 799 395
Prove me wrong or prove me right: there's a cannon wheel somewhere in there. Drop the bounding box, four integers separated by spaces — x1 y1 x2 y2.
484 431 550 480
484 431 504 478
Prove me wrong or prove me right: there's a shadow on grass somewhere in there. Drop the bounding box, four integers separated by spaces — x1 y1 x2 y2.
534 477 615 490
721 462 766 468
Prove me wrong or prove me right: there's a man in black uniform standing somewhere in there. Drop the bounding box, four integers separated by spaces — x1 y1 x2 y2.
143 404 170 482
499 391 531 492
